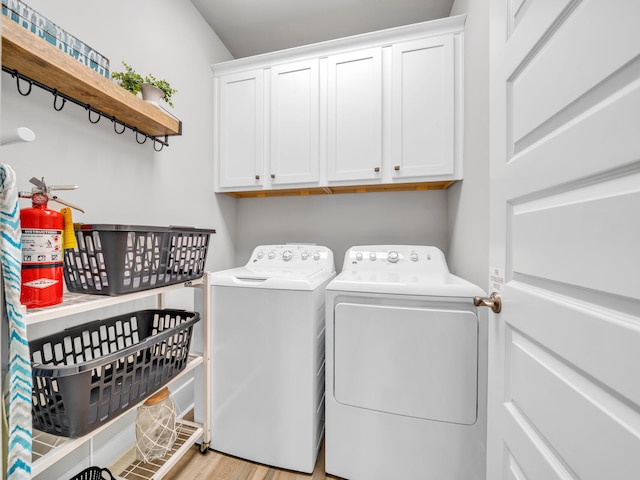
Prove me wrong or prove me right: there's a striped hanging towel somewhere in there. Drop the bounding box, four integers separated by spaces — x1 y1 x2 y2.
0 164 31 480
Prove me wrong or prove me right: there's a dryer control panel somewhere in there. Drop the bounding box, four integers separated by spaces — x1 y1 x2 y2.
249 244 334 269
343 245 449 273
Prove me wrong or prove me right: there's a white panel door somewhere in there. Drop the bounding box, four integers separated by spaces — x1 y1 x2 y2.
391 35 456 179
327 47 382 182
488 1 640 480
270 60 320 186
216 69 264 190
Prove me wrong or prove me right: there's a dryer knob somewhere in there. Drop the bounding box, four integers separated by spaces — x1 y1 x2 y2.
313 252 321 261
387 251 399 263
301 251 310 260
256 251 265 259
369 252 377 261
283 250 293 261
410 252 419 262
268 251 276 259
355 252 363 261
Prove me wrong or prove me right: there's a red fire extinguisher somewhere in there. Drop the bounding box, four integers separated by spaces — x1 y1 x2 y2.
19 177 83 309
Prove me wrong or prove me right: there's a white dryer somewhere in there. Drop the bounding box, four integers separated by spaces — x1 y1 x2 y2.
209 244 335 473
325 245 487 480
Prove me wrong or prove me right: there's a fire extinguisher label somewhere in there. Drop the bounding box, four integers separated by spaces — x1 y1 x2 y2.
23 278 59 288
22 229 63 264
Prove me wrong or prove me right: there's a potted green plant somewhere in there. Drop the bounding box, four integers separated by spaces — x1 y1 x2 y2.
141 74 177 108
111 61 177 108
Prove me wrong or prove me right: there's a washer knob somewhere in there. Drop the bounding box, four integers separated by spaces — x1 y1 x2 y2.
268 251 276 259
355 252 363 261
387 251 399 263
410 252 419 262
313 252 321 261
369 252 377 261
282 250 293 261
256 251 265 259
301 251 309 260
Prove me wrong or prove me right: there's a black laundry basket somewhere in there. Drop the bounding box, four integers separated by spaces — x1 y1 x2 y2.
30 309 200 437
63 224 215 295
69 467 115 480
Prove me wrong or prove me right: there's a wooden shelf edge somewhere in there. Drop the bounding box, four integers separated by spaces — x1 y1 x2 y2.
1 16 181 138
219 180 457 198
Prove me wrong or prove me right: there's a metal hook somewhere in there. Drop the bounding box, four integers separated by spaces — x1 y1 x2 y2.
16 74 33 96
53 91 66 111
87 107 101 124
153 138 164 152
135 131 147 144
113 120 126 134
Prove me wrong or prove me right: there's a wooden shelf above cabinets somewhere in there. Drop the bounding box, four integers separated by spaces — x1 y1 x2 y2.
1 16 181 143
221 180 456 198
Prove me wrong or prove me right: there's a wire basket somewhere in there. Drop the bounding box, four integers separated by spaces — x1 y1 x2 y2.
69 467 115 480
63 224 215 295
30 309 200 437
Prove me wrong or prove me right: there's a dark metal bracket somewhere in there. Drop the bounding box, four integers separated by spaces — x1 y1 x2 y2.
2 66 171 151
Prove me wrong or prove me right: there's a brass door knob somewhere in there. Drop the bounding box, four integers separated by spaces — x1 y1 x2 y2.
473 292 502 313
394 165 400 171
255 174 260 180
374 167 380 173
271 173 276 179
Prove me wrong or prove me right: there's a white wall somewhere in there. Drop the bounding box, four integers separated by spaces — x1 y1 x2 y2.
235 190 450 270
446 0 490 289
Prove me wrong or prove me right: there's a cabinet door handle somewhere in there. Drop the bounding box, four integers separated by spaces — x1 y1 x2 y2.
271 173 276 179
374 167 380 173
394 165 400 171
255 174 260 180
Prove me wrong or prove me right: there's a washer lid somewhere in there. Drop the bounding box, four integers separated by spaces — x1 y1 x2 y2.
210 265 334 290
211 244 336 290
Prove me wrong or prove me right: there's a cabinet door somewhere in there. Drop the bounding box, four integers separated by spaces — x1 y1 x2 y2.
391 35 456 179
216 69 264 190
269 60 320 186
327 48 382 182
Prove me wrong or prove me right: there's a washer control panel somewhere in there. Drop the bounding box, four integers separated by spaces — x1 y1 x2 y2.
249 244 333 268
343 245 448 273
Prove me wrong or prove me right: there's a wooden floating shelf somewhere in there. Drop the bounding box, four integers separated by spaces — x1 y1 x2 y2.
221 180 456 198
1 16 181 139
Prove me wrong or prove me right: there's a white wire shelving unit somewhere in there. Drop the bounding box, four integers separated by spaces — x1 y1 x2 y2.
26 274 212 479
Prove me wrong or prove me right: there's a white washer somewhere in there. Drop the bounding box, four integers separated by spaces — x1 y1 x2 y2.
325 245 487 480
209 244 335 473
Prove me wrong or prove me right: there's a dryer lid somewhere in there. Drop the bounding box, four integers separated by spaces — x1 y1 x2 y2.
328 245 484 297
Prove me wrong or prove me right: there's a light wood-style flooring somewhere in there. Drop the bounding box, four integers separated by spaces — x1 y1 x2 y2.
163 441 343 480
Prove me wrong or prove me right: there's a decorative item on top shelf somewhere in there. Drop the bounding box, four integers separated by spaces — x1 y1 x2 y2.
1 0 110 77
30 309 200 437
111 62 177 108
63 224 215 295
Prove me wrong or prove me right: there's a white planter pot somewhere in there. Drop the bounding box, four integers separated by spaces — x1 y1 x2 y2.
140 84 164 106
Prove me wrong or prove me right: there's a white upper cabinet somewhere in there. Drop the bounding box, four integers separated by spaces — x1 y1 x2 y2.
327 48 383 183
215 69 264 189
212 15 464 196
390 35 456 179
270 59 320 186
